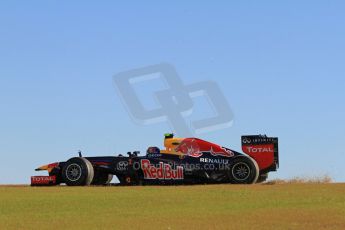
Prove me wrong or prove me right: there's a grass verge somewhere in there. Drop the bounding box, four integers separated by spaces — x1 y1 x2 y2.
0 184 344 230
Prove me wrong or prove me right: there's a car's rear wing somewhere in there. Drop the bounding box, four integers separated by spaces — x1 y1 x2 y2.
241 135 279 173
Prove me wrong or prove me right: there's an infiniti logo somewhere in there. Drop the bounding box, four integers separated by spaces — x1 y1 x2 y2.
242 138 251 144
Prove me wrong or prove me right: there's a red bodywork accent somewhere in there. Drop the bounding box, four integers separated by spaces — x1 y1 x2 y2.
31 176 57 186
242 144 275 170
92 162 111 166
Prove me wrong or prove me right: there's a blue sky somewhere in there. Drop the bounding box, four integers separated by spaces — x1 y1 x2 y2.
0 1 344 184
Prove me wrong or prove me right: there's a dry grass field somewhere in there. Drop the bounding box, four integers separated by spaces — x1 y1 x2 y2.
0 183 344 230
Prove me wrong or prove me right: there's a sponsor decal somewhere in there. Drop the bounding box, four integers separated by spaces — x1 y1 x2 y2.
176 139 234 158
243 137 276 145
245 146 273 153
117 161 128 171
147 153 162 158
31 176 56 185
242 138 251 144
141 159 184 180
176 139 203 158
185 145 203 158
209 147 234 158
200 158 229 164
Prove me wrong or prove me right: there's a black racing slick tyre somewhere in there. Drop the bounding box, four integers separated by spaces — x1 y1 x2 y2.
62 157 94 186
228 156 259 184
256 173 268 184
92 173 113 185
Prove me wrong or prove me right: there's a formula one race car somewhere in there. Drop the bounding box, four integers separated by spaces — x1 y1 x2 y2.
31 134 279 186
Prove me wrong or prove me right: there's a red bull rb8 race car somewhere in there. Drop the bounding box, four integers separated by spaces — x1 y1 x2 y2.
31 134 279 186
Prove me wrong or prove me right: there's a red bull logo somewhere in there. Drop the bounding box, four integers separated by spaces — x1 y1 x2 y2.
176 138 234 158
176 139 203 158
209 147 234 158
141 159 184 180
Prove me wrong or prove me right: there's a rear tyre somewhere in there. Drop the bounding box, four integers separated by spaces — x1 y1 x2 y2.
228 156 259 184
92 173 113 185
62 157 94 186
256 173 268 184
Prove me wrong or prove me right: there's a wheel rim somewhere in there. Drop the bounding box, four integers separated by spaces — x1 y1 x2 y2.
232 162 251 181
66 164 82 181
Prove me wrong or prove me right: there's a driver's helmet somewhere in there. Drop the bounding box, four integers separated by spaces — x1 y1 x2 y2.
146 147 161 155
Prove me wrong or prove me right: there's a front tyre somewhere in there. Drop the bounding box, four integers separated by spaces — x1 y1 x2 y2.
62 157 94 186
228 156 259 184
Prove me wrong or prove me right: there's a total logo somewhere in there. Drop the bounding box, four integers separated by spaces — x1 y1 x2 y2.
141 159 184 180
245 146 273 153
31 176 56 185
